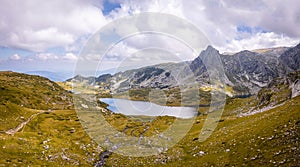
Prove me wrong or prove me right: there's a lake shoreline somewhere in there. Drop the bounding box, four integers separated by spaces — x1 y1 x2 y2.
99 98 198 119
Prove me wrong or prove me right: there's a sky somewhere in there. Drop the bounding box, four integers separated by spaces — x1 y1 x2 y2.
0 0 300 76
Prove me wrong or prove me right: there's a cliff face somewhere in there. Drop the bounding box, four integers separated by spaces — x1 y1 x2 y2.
280 43 300 71
220 49 288 94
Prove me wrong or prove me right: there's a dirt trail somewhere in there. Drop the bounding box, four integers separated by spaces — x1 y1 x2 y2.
5 110 49 135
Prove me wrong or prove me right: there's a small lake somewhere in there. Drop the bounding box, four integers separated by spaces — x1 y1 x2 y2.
100 98 198 118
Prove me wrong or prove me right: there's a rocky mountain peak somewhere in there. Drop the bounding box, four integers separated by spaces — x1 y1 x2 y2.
200 45 219 57
235 50 255 55
66 43 300 97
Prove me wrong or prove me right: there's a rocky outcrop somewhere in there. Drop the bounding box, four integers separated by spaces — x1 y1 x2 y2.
66 75 96 85
257 72 300 107
291 78 300 98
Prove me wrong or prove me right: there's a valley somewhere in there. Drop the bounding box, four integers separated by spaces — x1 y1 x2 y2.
1 43 300 166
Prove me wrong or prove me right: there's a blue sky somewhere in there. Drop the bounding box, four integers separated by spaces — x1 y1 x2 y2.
102 0 121 15
237 25 268 34
0 0 299 77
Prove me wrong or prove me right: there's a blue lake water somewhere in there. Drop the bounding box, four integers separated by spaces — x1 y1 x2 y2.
100 98 198 118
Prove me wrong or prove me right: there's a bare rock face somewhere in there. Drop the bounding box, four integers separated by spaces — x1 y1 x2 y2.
291 79 300 98
221 50 287 95
190 46 289 95
280 43 300 71
257 72 300 107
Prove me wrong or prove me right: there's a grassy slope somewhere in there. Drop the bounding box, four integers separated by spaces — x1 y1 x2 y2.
104 96 300 166
0 110 102 166
0 72 101 166
0 71 73 131
1 71 300 166
0 71 73 110
0 103 39 132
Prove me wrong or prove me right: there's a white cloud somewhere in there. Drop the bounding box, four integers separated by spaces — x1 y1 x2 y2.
1 0 299 54
1 0 300 73
6 28 76 52
122 33 196 60
258 0 300 37
219 32 300 53
35 53 59 61
9 54 21 60
23 52 77 62
62 53 78 61
107 0 300 53
0 0 107 52
105 41 138 61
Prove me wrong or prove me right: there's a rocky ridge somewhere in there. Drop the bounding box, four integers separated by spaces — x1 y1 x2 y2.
67 43 300 97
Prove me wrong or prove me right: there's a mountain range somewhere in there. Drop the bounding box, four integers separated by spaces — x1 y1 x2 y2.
67 43 300 97
25 71 74 82
1 43 300 166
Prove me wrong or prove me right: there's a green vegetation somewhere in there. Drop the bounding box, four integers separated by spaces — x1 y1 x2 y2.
0 71 73 110
111 86 212 107
1 71 300 166
0 71 73 132
0 110 102 166
103 95 300 166
0 72 100 166
0 102 38 132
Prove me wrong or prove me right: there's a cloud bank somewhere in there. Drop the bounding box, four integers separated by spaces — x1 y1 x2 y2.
0 0 299 72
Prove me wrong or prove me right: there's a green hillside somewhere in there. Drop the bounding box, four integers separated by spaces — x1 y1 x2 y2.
0 71 73 132
0 71 73 110
0 72 101 166
104 95 300 166
0 71 299 166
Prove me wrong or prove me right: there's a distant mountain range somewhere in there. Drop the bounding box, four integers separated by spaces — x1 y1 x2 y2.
25 71 74 82
67 43 300 96
25 65 142 82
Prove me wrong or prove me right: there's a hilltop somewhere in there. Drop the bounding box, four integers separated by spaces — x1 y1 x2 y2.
0 71 72 110
0 71 74 131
